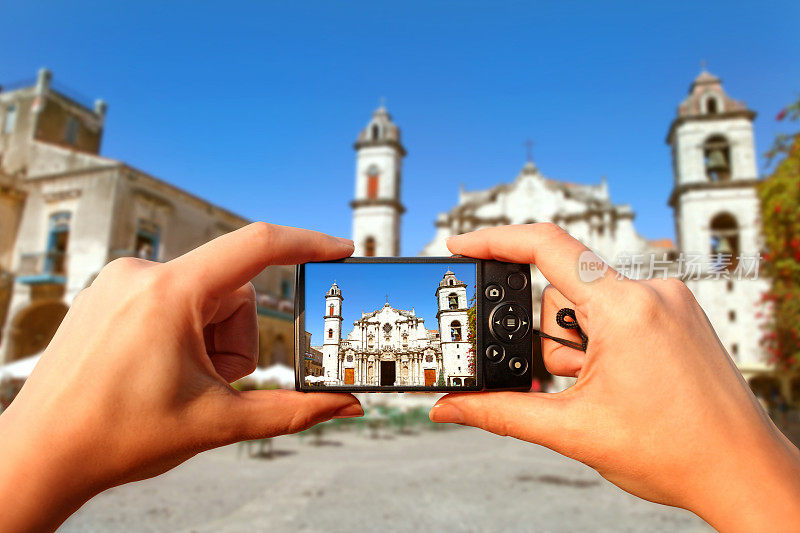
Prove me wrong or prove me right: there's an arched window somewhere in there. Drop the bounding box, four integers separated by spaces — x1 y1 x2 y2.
366 164 380 199
328 328 334 339
364 236 376 257
448 279 454 286
451 320 462 341
710 213 739 269
706 97 718 114
402 333 408 347
329 304 334 316
371 124 380 140
448 293 458 309
703 135 731 182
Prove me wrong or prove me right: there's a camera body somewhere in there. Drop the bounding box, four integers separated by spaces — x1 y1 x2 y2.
294 257 535 392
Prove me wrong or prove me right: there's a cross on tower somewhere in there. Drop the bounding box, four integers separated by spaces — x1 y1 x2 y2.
385 293 389 304
524 139 535 162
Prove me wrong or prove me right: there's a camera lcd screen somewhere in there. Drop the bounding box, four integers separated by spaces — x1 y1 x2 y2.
301 262 477 389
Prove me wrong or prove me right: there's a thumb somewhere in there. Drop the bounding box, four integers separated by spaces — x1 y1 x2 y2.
220 390 363 443
430 391 577 454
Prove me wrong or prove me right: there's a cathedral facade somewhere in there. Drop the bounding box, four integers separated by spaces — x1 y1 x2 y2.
349 69 777 392
319 270 475 387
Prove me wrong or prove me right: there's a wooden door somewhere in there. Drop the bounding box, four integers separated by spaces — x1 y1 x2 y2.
424 369 436 387
344 368 355 385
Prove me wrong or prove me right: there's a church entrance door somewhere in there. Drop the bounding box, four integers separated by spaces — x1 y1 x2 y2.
380 361 396 386
344 368 355 385
424 369 436 387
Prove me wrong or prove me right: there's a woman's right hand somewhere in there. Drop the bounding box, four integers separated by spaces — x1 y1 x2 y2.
431 223 800 532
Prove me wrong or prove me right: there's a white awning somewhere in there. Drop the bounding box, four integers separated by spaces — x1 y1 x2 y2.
242 363 295 389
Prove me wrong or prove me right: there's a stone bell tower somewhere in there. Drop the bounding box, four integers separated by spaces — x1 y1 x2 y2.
351 104 406 257
321 282 343 380
666 67 767 376
436 270 471 385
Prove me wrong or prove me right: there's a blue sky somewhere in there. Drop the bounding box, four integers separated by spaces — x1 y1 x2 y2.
2 1 798 254
305 262 475 344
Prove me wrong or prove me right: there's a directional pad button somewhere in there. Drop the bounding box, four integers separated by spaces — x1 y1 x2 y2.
489 303 530 343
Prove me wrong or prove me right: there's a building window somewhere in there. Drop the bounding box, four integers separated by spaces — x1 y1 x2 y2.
46 211 71 275
64 115 79 145
451 320 462 341
729 310 736 322
328 328 333 339
371 124 380 140
706 97 718 114
703 135 731 182
135 220 160 261
448 293 458 309
727 280 734 292
731 343 739 358
448 279 454 286
329 304 334 316
3 104 17 134
367 174 379 199
364 236 376 257
710 213 739 269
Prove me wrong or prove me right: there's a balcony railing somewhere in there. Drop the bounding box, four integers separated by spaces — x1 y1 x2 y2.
17 251 67 284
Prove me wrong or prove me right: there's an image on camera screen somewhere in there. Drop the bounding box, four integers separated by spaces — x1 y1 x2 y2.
303 263 477 388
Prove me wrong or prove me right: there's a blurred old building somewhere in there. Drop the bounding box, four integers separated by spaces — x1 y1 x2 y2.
0 68 293 368
352 70 794 401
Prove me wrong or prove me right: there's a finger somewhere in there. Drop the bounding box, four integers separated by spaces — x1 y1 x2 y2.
429 392 578 455
169 222 354 297
205 285 258 382
541 285 586 377
220 390 363 442
447 223 618 306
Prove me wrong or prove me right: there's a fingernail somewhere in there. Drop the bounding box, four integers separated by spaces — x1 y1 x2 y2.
429 403 464 424
332 403 363 419
335 237 355 247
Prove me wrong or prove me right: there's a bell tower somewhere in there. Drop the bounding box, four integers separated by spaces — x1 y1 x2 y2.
436 270 471 386
322 282 343 380
666 67 767 376
667 68 759 254
351 104 406 257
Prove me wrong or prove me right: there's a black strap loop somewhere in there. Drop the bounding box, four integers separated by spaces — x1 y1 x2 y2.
532 307 588 352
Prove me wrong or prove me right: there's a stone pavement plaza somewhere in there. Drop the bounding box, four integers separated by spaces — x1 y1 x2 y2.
62 424 710 532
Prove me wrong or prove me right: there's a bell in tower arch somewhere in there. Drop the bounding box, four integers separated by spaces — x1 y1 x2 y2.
703 135 731 182
706 149 728 171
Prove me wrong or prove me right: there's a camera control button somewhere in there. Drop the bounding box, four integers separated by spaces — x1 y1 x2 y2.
507 272 527 291
485 344 505 362
502 314 519 331
508 357 528 376
485 284 504 302
490 303 531 343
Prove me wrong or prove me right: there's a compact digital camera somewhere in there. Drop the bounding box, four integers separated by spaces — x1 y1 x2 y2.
294 257 541 392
